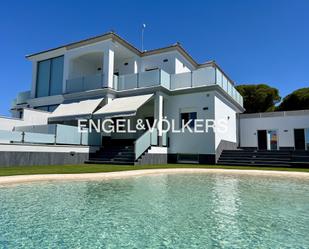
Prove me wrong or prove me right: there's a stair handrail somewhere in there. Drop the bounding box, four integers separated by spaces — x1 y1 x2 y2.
134 128 157 160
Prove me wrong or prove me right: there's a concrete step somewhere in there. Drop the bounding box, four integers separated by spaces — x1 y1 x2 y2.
85 160 135 165
220 155 291 160
218 159 291 165
217 161 291 167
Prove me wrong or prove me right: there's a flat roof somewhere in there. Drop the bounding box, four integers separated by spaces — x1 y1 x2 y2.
25 31 234 84
239 109 309 118
26 32 203 67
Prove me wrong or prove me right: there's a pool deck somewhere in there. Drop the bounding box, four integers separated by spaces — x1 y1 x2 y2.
0 168 309 185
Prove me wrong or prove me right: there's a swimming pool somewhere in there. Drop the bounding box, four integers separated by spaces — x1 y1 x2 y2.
0 172 308 248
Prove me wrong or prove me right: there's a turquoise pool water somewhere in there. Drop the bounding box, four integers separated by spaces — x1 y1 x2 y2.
0 173 309 248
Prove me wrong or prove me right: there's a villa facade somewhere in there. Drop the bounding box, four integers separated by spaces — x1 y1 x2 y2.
0 32 308 167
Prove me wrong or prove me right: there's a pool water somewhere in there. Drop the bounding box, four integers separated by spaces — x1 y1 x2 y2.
0 173 309 248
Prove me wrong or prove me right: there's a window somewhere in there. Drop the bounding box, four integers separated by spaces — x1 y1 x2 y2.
180 112 197 128
35 105 59 112
35 106 49 111
36 56 64 97
145 67 159 71
48 105 59 112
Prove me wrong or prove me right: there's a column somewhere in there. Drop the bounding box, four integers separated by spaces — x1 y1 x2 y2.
62 54 69 93
154 92 164 146
30 62 37 98
103 48 115 88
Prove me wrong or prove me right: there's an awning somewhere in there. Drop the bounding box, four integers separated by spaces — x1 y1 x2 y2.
93 94 154 118
49 98 104 121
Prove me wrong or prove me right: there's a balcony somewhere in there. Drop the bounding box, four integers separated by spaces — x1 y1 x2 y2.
114 69 170 91
113 67 243 107
66 73 104 94
17 90 31 104
64 67 243 107
12 90 31 108
169 67 244 107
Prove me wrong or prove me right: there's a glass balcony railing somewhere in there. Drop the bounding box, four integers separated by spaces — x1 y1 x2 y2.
12 90 31 107
170 67 243 107
113 67 243 107
66 73 104 94
17 91 31 104
114 69 170 91
63 67 243 107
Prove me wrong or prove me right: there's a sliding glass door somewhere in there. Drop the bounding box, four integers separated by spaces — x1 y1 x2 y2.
257 129 278 150
267 130 278 151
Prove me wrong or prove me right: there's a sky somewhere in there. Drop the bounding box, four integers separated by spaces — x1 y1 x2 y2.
0 0 308 116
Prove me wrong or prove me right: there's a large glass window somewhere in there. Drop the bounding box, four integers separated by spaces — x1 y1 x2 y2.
50 56 64 95
34 104 59 112
36 56 64 97
36 60 51 97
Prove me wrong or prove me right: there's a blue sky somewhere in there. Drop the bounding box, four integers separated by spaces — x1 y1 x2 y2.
0 0 308 115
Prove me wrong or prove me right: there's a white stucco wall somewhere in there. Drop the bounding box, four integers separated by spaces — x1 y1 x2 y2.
115 57 138 75
239 112 309 148
175 55 193 74
214 94 237 149
141 51 194 75
0 117 24 131
166 91 216 154
69 56 102 78
0 109 50 131
141 52 176 74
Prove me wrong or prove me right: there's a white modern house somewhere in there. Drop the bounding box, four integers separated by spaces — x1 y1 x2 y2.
1 32 308 167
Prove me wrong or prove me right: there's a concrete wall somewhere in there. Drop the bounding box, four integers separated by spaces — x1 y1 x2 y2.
136 147 168 165
0 144 96 167
239 111 309 148
0 152 88 167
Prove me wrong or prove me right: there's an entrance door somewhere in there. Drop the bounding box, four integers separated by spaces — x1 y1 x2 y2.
257 130 267 150
294 129 305 150
267 130 278 150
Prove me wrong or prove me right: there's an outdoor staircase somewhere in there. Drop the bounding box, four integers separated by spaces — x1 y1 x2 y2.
85 139 136 165
217 149 309 167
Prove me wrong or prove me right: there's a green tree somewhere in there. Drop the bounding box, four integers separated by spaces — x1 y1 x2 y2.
236 84 281 113
277 87 309 111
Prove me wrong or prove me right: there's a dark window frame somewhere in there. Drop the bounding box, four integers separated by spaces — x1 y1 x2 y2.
36 55 64 98
180 112 197 128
